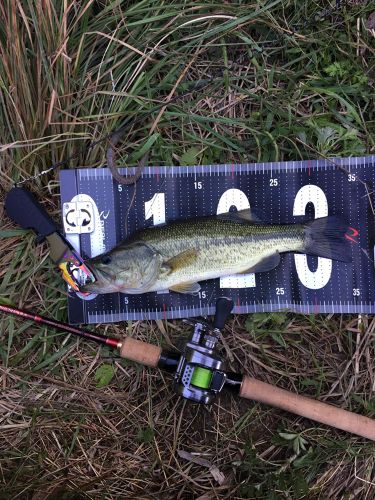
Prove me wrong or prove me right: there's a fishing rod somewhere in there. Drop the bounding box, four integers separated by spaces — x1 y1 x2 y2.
1 299 375 440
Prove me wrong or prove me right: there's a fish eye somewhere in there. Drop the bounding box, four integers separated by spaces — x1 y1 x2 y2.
101 255 112 265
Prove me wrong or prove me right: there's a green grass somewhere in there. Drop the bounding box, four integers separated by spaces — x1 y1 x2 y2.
0 0 375 498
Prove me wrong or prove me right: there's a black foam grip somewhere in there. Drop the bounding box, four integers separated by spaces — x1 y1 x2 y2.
5 187 58 239
213 297 234 330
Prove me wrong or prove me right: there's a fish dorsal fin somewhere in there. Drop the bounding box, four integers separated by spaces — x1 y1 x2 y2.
237 208 261 222
117 240 157 254
169 282 201 294
242 252 281 273
217 208 266 224
163 248 198 273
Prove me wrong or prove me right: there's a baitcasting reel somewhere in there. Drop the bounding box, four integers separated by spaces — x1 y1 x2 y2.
2 303 374 439
173 297 234 404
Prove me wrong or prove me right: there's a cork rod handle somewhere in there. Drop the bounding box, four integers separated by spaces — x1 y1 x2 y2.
120 337 161 367
240 376 375 441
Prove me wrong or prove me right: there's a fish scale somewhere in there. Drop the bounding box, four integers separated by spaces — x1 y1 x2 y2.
83 214 346 295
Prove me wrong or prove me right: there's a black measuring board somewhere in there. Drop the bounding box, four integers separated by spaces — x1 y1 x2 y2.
60 156 375 324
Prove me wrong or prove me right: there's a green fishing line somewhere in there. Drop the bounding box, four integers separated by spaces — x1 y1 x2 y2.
191 367 212 389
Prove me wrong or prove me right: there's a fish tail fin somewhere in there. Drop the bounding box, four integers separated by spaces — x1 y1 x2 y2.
303 216 352 262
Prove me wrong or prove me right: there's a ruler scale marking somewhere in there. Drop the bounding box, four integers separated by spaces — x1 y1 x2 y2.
61 157 375 324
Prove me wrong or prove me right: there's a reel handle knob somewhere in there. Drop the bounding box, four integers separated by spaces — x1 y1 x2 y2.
213 297 234 330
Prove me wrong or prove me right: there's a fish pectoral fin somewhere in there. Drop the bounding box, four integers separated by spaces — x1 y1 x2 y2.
162 248 199 273
169 282 201 295
242 252 281 273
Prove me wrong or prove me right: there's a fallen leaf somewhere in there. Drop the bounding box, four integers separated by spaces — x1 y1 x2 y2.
180 147 200 166
177 450 226 485
94 363 115 388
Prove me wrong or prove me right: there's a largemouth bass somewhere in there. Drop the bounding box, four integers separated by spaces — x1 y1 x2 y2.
82 211 351 295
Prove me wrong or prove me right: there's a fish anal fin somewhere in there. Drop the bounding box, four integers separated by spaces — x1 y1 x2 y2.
242 252 281 273
169 282 201 294
164 248 198 272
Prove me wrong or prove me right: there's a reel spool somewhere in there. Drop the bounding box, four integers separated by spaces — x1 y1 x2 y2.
173 297 234 404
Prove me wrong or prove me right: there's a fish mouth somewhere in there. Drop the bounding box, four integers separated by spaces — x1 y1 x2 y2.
79 267 116 294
